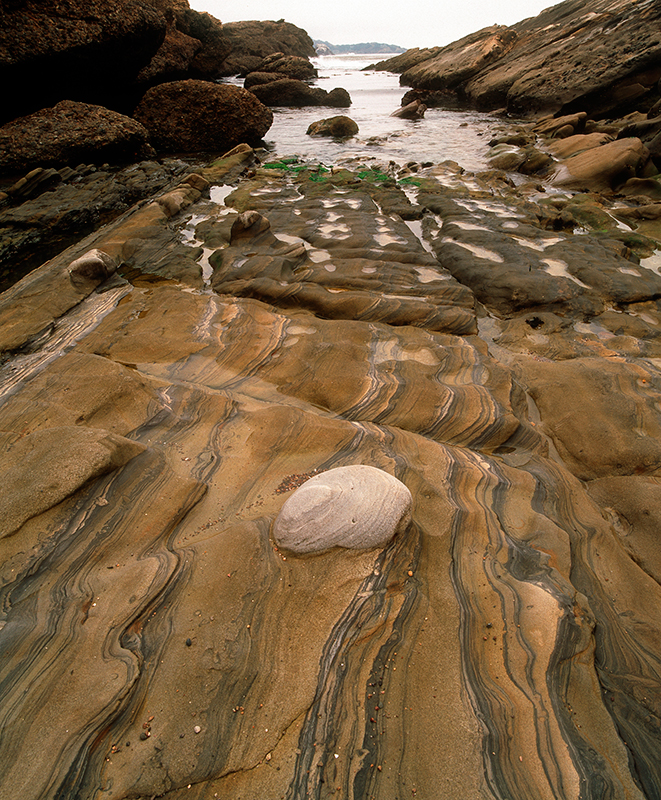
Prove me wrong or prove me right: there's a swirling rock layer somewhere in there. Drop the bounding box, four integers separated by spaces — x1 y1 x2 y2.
1 147 661 800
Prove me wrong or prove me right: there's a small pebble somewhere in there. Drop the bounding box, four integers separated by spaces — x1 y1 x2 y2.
194 725 201 734
185 638 192 647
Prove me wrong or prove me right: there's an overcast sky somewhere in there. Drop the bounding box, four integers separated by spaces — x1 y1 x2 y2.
189 0 558 49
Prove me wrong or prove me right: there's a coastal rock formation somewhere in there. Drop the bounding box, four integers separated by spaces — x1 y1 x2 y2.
253 52 317 81
375 0 661 118
306 116 359 137
0 0 167 122
0 101 154 178
133 80 273 152
249 79 351 108
216 19 316 76
391 100 427 119
1 141 661 800
272 465 412 554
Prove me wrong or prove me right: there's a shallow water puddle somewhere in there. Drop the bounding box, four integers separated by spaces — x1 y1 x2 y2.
542 258 591 287
441 237 504 262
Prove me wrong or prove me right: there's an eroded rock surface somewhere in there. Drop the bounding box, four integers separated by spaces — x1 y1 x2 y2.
374 0 661 118
1 144 661 800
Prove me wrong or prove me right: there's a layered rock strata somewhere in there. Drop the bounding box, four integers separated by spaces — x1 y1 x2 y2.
373 0 661 118
1 144 661 800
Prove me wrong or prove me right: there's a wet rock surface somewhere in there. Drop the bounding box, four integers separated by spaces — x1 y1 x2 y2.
2 140 661 800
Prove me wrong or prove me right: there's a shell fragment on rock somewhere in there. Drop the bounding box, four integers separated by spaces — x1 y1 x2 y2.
272 465 412 555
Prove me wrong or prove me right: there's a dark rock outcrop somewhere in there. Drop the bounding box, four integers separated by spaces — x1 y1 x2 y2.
374 0 661 119
215 20 316 76
134 79 273 153
307 116 359 137
0 101 154 178
253 52 317 81
0 0 168 123
249 79 351 108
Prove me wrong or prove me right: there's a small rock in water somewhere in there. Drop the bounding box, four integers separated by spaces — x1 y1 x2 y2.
391 100 427 120
306 116 359 138
272 465 412 555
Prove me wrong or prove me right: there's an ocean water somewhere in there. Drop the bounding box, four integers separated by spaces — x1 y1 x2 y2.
257 54 498 172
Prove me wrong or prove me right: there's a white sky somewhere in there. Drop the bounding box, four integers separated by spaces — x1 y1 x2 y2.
189 0 558 49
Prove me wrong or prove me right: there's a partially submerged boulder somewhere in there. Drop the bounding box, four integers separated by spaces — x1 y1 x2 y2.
249 79 350 107
0 101 154 177
134 79 273 152
391 100 427 119
307 116 359 138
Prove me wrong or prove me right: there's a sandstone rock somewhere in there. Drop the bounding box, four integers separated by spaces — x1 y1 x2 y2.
391 100 427 120
134 79 273 152
533 113 587 139
0 426 147 538
375 0 661 118
0 101 154 177
0 0 168 123
215 19 316 76
546 132 614 159
306 116 359 138
272 465 412 554
249 79 351 108
552 137 650 191
254 52 317 81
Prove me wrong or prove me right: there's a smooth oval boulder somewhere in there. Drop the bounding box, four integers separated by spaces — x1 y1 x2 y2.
0 100 153 177
272 465 412 555
307 116 359 138
134 79 273 153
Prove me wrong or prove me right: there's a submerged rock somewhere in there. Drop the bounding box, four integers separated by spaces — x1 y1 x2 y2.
133 79 273 152
272 465 412 554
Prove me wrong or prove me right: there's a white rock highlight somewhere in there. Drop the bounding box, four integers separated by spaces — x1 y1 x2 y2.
272 465 412 555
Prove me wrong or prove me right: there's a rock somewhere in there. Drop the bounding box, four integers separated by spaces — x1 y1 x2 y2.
272 465 412 554
134 79 273 152
533 113 587 139
253 52 317 81
249 79 351 108
552 137 650 191
215 20 316 76
136 25 203 86
373 0 661 118
0 0 168 123
0 159 191 293
0 101 154 177
307 116 359 138
244 72 289 89
0 426 147 538
68 249 118 292
546 133 615 159
391 100 427 120
400 88 465 110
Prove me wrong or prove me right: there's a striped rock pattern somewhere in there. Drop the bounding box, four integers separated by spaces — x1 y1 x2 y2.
0 152 660 800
